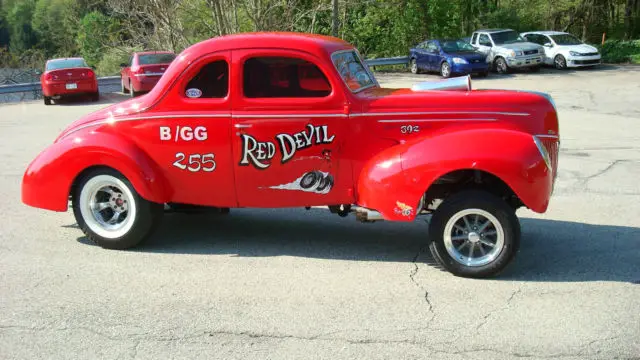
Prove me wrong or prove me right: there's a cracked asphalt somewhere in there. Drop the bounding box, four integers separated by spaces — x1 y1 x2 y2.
1 65 639 360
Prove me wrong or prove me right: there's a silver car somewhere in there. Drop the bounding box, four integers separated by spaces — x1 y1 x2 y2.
469 29 544 74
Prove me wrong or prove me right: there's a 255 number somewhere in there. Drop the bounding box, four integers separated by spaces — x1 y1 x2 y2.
400 125 420 134
173 153 216 172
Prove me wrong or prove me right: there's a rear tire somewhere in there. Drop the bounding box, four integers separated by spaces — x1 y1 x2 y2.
121 79 129 94
91 91 100 102
428 190 520 278
129 81 138 97
43 96 52 105
72 168 163 250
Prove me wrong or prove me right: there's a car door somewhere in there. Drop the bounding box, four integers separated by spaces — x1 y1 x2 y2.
425 41 440 70
538 34 557 64
119 51 237 207
413 42 429 71
230 48 348 207
476 33 493 57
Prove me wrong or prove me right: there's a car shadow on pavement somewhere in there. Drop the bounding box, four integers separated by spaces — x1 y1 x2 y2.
75 209 640 283
51 92 130 106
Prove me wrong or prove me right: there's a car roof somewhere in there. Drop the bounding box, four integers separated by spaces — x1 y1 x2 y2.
183 32 353 59
475 29 514 33
522 31 568 35
135 51 176 55
46 57 85 63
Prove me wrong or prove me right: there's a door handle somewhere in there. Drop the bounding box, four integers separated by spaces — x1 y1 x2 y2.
234 124 252 128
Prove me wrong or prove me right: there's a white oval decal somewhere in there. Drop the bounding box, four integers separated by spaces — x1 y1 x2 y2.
185 88 202 98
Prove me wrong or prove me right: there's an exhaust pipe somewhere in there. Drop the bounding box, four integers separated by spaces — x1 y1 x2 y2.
411 75 472 92
352 206 384 222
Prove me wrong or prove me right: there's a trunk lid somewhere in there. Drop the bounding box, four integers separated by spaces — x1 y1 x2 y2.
47 67 94 81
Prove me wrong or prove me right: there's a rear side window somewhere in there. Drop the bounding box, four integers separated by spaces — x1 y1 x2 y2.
184 60 229 98
479 34 492 46
243 56 331 98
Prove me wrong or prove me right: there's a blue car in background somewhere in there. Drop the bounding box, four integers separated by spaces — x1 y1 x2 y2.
409 39 490 78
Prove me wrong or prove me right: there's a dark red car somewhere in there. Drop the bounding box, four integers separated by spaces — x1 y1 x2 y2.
120 51 176 97
40 57 99 105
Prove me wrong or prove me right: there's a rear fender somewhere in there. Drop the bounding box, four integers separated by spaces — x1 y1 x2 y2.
356 128 552 221
22 131 172 212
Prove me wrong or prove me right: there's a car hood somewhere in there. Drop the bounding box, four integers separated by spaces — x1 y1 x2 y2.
557 44 599 53
497 42 541 52
446 51 486 61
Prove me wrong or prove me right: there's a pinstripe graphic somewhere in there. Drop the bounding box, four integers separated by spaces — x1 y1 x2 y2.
377 118 497 123
351 111 530 117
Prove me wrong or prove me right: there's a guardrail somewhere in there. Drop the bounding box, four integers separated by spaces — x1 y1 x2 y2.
0 76 121 95
0 57 409 95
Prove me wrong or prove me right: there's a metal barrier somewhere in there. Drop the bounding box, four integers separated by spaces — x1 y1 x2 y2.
0 57 408 96
0 76 121 95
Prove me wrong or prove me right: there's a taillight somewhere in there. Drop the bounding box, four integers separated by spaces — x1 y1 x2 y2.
44 73 53 81
87 70 94 78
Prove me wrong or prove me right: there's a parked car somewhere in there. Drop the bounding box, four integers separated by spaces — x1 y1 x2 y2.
469 29 544 74
120 51 176 97
409 39 490 78
521 31 601 69
39 57 99 105
22 32 559 278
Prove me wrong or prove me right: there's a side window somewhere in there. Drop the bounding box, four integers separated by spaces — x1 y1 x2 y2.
184 60 229 98
471 33 478 44
541 35 552 45
243 56 331 98
426 41 439 52
479 34 492 46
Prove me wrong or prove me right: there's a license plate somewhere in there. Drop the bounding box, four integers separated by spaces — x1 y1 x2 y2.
65 83 77 90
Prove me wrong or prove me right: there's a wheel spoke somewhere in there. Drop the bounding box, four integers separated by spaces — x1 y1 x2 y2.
483 230 497 237
478 244 486 255
451 234 467 241
456 241 469 251
93 202 110 211
467 242 475 258
474 214 480 226
107 210 121 224
453 224 466 233
462 216 472 231
478 220 492 233
480 239 495 247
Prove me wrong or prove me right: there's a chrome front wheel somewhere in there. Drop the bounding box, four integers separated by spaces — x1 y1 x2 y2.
428 190 520 278
443 209 505 267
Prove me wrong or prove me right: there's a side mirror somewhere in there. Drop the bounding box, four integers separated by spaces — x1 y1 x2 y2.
544 42 553 47
119 63 127 67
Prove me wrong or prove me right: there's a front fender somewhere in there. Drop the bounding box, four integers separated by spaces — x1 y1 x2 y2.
22 131 172 212
356 128 553 221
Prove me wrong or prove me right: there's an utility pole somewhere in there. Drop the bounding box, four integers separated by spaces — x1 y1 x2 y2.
332 0 339 37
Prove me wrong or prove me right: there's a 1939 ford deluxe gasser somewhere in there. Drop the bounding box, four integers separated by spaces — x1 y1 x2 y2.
22 32 559 278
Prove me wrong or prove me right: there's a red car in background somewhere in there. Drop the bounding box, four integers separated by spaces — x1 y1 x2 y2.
120 51 176 97
40 57 99 105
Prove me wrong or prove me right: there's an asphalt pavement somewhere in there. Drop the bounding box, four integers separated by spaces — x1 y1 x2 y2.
1 65 639 360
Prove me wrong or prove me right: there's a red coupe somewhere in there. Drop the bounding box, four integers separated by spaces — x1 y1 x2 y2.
40 57 99 105
22 32 559 278
120 51 176 97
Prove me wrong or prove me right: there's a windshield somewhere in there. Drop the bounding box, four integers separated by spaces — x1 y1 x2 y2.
441 40 477 52
138 53 176 65
46 58 89 70
550 34 583 45
491 31 526 45
331 50 377 93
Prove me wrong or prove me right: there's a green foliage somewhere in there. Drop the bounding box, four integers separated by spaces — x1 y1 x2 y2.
95 46 139 76
76 11 120 66
5 0 37 53
32 0 77 57
598 40 640 63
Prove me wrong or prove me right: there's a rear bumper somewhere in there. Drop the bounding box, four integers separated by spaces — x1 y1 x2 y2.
131 74 163 92
507 55 543 68
42 79 98 97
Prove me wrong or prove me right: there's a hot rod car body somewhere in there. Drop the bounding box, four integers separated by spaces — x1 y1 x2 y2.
22 32 559 278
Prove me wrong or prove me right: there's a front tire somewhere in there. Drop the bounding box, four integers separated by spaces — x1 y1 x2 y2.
554 54 567 70
494 57 509 74
410 58 419 74
428 190 520 278
440 62 451 78
72 168 163 250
